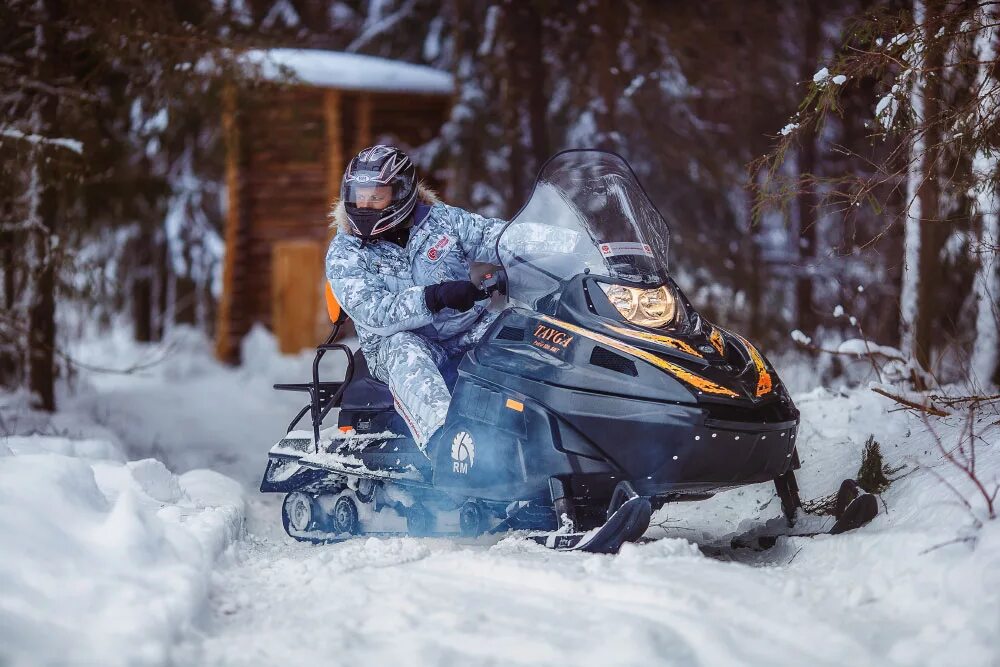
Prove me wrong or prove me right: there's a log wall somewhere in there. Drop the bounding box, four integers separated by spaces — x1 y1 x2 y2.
216 84 450 363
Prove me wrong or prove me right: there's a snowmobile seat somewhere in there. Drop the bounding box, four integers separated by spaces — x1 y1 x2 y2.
340 349 395 410
336 349 460 436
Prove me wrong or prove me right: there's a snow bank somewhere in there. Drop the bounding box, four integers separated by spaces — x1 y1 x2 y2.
0 434 244 667
241 48 454 94
66 324 334 486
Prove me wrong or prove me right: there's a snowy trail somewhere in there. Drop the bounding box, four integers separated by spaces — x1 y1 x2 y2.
194 499 883 667
7 330 991 666
186 379 999 667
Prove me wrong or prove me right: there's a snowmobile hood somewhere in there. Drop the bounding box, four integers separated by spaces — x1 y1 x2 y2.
532 311 781 404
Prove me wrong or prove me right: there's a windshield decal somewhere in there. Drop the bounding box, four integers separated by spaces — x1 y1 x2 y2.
598 242 653 258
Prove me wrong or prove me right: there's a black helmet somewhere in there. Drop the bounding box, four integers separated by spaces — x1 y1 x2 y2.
341 145 417 239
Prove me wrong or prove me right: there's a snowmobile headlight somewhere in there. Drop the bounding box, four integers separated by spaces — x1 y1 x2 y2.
599 284 676 328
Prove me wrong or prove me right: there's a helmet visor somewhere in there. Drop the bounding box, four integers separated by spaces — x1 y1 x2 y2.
342 169 417 237
342 167 415 205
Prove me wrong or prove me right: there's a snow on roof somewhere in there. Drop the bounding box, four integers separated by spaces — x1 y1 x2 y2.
243 48 454 95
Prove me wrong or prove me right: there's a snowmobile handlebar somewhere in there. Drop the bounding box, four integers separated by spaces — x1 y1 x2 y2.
470 262 507 297
479 268 506 297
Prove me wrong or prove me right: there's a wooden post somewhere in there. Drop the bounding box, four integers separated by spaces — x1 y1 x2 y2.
214 83 242 363
354 92 372 154
272 240 324 354
324 89 343 212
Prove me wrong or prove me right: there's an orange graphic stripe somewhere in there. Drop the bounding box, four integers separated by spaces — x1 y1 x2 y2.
539 316 739 398
733 333 773 397
605 325 704 358
709 327 725 355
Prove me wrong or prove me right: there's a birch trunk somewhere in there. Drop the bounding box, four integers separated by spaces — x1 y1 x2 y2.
899 0 928 373
971 8 1000 386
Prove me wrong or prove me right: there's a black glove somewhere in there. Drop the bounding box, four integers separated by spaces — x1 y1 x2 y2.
424 280 487 313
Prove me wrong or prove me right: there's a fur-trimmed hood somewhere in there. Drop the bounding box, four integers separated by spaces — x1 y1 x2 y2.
329 183 442 235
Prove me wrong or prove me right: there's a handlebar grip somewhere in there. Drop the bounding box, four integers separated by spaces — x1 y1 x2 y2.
480 269 507 296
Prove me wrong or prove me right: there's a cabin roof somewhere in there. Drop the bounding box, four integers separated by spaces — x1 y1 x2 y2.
242 48 454 95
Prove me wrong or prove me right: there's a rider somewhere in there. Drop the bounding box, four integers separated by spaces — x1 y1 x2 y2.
326 145 507 453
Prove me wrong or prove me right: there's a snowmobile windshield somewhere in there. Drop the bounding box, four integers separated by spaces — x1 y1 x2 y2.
496 149 671 311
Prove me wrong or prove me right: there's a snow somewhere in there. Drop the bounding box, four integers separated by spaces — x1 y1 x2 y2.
242 48 454 94
3 325 1000 665
0 127 83 154
832 74 847 85
812 67 830 84
260 0 299 29
836 338 905 360
779 122 799 136
791 329 813 345
0 432 243 666
888 33 910 49
875 88 900 129
833 304 845 318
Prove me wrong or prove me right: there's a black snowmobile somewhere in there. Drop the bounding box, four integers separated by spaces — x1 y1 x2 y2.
260 149 876 553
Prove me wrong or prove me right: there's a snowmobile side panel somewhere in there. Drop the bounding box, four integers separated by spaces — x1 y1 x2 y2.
433 339 799 501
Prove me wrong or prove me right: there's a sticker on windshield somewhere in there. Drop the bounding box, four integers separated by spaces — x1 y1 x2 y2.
598 242 653 257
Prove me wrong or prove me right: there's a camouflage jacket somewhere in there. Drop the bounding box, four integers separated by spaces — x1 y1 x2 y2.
325 186 507 368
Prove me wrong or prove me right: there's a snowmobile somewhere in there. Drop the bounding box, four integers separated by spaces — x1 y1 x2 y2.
260 149 877 553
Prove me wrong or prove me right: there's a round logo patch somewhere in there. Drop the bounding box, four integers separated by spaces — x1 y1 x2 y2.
451 431 475 474
427 247 439 261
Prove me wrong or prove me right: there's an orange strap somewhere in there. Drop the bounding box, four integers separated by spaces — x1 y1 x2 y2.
324 283 343 324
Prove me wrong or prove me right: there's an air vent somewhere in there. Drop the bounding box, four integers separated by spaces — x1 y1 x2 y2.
589 347 638 376
496 326 525 341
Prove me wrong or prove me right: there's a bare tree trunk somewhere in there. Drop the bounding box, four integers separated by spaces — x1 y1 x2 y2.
445 0 483 208
900 0 928 374
519 2 549 173
971 6 1000 386
796 1 821 336
912 0 945 375
155 229 169 341
25 2 59 412
591 0 619 150
131 228 156 343
499 4 525 209
499 1 549 198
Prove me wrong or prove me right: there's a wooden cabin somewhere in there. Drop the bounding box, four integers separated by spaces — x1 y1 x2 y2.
215 49 453 363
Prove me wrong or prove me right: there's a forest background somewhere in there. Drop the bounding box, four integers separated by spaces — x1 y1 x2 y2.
2 0 997 411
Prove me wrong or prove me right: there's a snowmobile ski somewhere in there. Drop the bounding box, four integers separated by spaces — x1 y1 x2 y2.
729 478 879 551
525 482 652 553
830 479 879 535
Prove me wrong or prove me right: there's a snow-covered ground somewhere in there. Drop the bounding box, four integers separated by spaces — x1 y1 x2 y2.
1 326 998 666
